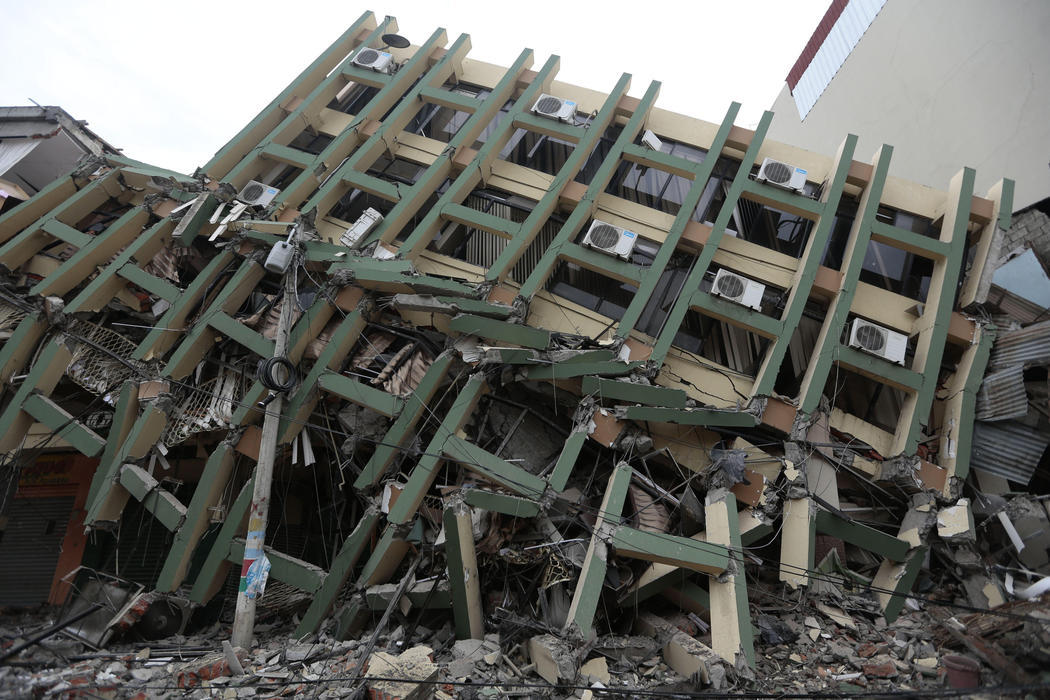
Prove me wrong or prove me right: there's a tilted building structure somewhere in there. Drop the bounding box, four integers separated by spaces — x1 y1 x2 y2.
0 10 1014 671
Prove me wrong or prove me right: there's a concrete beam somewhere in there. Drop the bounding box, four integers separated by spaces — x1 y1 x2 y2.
387 375 487 524
565 462 631 637
190 478 253 603
295 509 381 637
443 499 485 639
705 488 754 667
354 351 452 487
22 393 106 457
156 442 236 591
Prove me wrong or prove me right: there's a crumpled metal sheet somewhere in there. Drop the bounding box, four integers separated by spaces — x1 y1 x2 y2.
990 319 1050 369
378 350 430 397
627 485 670 534
352 331 395 368
975 364 1029 422
971 420 1050 485
143 244 179 285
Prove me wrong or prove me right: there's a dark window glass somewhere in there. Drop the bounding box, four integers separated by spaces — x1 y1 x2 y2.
575 125 623 185
328 82 380 115
472 100 514 149
671 310 770 377
549 262 637 321
500 129 576 175
427 188 555 282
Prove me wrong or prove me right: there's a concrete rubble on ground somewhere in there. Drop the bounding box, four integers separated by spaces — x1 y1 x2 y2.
1 8 1050 698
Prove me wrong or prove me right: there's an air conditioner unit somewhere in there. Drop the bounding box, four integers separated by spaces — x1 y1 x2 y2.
712 269 765 311
237 180 280 207
756 157 807 193
531 93 577 123
352 48 395 74
582 220 638 261
641 129 663 151
849 318 908 365
340 208 384 247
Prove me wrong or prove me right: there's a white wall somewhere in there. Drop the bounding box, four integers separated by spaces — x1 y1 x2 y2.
767 0 1050 210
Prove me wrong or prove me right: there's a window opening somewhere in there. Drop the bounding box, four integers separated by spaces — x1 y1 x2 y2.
859 241 933 302
549 261 637 321
500 129 575 176
825 366 907 435
671 309 771 377
575 125 623 186
472 100 514 150
288 130 334 156
328 82 380 115
427 188 550 282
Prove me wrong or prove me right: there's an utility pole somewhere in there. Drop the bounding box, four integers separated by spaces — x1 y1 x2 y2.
231 226 299 648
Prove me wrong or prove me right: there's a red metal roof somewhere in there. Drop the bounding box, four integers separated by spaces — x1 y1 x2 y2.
786 0 848 90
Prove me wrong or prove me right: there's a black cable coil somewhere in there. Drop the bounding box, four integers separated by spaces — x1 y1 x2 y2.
258 356 298 392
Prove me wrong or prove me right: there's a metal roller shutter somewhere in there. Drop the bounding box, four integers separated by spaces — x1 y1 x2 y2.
0 496 74 607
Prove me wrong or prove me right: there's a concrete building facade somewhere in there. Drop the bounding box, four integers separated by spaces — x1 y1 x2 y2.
0 10 1016 666
769 0 1049 211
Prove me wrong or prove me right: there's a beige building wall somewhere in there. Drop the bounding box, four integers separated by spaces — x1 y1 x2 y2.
767 0 1050 210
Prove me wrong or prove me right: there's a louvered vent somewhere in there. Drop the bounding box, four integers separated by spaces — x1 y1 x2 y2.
240 183 264 202
534 96 564 115
588 224 621 249
356 49 379 64
762 160 792 184
854 323 887 352
715 273 746 299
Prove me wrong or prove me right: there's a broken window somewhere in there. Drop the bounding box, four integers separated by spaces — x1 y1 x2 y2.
773 302 826 396
819 197 858 269
605 161 697 220
876 204 939 238
288 130 333 156
632 253 696 339
407 104 470 143
734 194 816 258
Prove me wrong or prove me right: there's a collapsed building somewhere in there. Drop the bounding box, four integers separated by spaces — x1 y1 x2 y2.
1 8 1047 697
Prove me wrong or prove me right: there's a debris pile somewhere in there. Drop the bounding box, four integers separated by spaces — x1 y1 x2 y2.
0 9 1048 697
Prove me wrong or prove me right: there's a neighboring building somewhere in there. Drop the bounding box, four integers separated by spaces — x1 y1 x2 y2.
0 10 1018 667
0 105 120 215
768 0 1050 212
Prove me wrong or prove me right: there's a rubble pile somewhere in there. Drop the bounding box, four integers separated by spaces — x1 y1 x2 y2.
0 9 1049 697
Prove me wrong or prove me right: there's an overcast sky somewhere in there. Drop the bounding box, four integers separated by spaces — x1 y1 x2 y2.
1 0 829 174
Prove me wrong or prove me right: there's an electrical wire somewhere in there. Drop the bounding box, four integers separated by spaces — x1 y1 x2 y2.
1 270 1036 628
30 327 1044 625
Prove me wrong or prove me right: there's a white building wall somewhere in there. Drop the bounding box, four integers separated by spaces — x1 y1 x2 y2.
767 0 1050 209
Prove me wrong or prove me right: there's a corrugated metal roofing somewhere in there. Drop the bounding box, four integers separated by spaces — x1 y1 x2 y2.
972 420 1050 485
790 0 888 119
975 364 1029 422
989 318 1050 369
786 0 848 90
